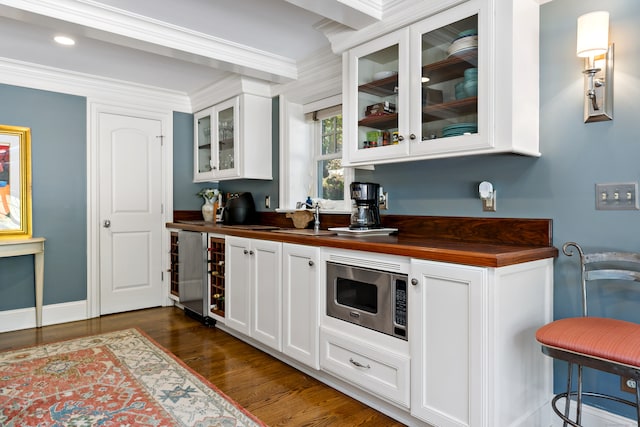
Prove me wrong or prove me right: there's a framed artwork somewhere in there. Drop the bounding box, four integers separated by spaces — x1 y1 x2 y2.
0 125 32 239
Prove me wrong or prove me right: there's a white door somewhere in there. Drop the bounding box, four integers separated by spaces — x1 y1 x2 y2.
99 113 163 315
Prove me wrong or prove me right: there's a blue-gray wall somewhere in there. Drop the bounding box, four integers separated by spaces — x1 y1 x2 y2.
0 84 87 310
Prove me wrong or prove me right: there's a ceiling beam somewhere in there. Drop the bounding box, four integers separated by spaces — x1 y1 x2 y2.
0 0 298 83
285 0 382 30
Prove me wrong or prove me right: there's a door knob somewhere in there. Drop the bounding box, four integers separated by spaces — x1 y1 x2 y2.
411 278 418 286
409 133 417 140
103 219 111 228
308 260 314 266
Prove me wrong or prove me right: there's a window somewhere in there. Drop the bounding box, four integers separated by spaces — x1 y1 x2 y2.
311 106 352 210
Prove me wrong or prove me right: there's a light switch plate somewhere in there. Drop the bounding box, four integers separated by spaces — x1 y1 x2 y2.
595 182 639 210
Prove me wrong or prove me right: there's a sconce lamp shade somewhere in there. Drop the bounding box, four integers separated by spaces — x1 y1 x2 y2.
577 11 609 57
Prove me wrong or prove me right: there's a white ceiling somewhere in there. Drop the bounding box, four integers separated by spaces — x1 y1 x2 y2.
0 0 343 95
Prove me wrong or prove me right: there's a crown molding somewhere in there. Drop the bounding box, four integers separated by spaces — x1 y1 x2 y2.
324 0 468 54
190 76 274 113
0 0 298 83
0 57 192 112
272 47 342 105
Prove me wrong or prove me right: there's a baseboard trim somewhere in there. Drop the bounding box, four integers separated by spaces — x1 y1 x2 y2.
550 397 636 427
0 300 89 333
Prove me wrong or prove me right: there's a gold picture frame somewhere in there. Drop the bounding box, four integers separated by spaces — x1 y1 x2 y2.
0 125 32 239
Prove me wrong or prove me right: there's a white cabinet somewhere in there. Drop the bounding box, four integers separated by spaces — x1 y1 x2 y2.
343 0 539 166
194 93 272 182
409 258 553 427
225 236 282 350
282 243 321 369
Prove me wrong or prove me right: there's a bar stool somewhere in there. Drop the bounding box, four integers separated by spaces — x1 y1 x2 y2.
536 242 640 427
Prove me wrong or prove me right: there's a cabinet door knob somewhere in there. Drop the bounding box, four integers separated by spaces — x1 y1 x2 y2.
411 278 418 286
243 249 249 255
409 133 416 140
308 260 314 266
249 250 254 255
397 134 405 141
103 219 111 228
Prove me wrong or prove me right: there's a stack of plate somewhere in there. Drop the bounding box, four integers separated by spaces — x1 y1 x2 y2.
442 123 477 138
447 29 478 57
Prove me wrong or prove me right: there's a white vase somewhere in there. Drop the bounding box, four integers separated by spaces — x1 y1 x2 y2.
202 198 215 222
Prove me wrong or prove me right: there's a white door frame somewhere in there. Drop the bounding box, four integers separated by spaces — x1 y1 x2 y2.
87 101 174 318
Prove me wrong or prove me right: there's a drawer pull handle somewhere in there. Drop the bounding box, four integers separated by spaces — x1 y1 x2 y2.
349 358 371 369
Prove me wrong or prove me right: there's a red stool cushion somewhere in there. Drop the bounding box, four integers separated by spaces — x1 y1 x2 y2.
536 317 640 368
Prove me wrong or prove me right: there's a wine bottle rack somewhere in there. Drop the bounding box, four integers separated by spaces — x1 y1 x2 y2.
209 236 225 317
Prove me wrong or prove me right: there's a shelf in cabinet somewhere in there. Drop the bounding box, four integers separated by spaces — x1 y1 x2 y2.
358 113 398 130
422 50 478 85
423 97 477 122
358 75 398 97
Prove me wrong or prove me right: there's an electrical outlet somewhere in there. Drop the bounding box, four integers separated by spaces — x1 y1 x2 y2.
595 182 639 210
621 377 637 394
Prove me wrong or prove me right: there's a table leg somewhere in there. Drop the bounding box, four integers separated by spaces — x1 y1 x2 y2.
34 251 44 327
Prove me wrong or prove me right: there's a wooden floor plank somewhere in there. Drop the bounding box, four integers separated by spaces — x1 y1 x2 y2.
0 306 406 426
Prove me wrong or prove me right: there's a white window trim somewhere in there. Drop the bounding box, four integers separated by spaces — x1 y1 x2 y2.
310 109 353 212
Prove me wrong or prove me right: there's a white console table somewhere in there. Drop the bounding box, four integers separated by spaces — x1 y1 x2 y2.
0 237 45 327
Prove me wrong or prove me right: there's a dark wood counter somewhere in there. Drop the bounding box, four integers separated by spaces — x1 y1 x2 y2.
166 215 558 268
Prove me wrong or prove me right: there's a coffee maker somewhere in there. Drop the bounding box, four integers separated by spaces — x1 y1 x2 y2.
349 182 382 230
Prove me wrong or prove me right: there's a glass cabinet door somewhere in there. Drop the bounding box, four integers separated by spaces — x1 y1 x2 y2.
348 30 410 163
195 110 212 178
216 105 235 173
418 14 479 142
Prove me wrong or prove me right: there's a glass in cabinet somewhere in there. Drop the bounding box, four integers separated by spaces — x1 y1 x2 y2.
417 14 478 141
195 110 212 179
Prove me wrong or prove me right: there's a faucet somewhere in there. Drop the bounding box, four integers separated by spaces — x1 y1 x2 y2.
313 203 320 232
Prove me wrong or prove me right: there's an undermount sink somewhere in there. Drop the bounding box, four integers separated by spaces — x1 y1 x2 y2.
270 228 337 236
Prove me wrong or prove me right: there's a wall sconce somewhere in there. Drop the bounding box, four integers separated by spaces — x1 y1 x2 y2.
577 11 613 122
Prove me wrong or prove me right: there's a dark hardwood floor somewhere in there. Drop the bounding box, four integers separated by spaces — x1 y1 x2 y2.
0 306 406 426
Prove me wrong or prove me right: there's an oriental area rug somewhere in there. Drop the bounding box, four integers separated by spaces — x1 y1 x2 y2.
0 328 265 427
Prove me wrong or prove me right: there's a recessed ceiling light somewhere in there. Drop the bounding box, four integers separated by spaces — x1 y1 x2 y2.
54 35 76 46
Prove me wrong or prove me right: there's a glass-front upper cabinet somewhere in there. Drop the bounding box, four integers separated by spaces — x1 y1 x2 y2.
194 97 240 182
343 1 500 166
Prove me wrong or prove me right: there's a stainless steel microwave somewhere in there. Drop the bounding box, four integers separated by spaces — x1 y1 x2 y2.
326 261 407 340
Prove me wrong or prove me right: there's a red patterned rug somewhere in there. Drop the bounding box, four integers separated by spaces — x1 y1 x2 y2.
0 328 266 426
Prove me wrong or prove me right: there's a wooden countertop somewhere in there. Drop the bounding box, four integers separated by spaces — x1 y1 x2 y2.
166 219 558 268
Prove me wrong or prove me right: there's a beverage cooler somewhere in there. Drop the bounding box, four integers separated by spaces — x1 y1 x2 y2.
177 230 208 322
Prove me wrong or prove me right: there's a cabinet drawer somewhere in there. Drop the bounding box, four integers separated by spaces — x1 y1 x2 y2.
320 326 410 408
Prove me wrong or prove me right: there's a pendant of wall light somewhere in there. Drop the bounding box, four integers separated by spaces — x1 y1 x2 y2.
577 11 613 123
